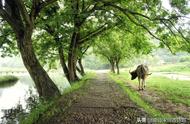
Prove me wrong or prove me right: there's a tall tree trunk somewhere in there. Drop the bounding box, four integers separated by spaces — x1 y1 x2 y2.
68 0 81 82
58 46 70 81
68 32 79 82
16 29 60 99
116 61 120 74
78 58 85 76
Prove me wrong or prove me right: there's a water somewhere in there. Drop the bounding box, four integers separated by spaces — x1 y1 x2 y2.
0 74 36 122
154 72 190 81
0 72 71 123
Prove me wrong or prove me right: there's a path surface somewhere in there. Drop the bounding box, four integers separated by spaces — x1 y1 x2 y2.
43 73 148 124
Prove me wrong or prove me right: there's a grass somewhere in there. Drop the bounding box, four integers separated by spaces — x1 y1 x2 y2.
0 75 18 87
151 62 190 74
20 72 95 124
109 73 172 118
119 72 190 107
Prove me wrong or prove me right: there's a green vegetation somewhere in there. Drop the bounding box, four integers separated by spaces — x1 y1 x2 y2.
148 76 190 106
0 75 18 87
118 72 190 106
1 0 190 98
110 73 171 118
152 62 190 74
20 73 95 124
93 28 153 74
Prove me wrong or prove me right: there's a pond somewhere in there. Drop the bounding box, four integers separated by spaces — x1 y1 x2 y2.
0 72 70 123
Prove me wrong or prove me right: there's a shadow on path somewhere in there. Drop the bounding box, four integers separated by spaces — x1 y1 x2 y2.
41 73 148 124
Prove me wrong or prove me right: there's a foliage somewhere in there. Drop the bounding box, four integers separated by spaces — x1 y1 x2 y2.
179 56 190 62
83 53 110 70
0 75 18 87
93 27 153 73
0 22 19 57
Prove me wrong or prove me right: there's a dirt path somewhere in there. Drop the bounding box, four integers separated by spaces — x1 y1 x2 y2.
41 73 148 124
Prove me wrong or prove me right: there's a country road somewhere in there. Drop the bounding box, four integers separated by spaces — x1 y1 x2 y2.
38 73 148 124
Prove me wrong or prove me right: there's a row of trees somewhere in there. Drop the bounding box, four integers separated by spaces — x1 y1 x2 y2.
93 28 153 74
0 0 189 99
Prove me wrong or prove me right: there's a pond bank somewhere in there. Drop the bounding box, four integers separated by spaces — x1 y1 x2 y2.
0 75 18 87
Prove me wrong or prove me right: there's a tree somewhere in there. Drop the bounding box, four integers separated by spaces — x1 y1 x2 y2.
93 28 153 74
29 0 190 83
32 0 120 82
0 0 189 88
0 0 60 99
64 0 190 79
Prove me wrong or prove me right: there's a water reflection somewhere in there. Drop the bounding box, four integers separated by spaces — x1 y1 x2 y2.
0 72 71 123
0 74 37 122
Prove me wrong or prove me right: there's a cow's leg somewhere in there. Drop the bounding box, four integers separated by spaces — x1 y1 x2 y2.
144 80 146 89
138 77 141 90
142 79 144 90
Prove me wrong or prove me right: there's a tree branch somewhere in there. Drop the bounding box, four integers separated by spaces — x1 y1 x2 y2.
102 1 182 22
15 0 30 25
0 8 18 32
31 0 58 20
167 20 190 43
79 22 120 44
79 24 107 44
39 0 58 10
126 13 174 53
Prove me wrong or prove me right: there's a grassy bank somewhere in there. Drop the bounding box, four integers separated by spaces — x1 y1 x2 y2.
0 75 18 87
110 73 172 118
20 73 95 124
151 62 190 74
119 72 190 106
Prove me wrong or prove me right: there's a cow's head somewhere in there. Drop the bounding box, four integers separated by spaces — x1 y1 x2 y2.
129 70 137 80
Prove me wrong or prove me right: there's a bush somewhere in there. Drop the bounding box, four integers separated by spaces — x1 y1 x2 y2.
179 56 190 62
0 75 19 87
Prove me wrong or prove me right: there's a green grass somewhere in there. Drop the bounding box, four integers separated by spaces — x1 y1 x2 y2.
20 73 95 124
151 62 190 74
148 76 190 106
119 72 190 107
0 75 18 87
109 73 172 118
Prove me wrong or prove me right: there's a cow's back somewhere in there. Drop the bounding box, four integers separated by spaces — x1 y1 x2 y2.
136 64 149 79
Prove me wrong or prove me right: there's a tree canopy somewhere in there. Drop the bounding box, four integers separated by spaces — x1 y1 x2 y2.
0 0 189 98
93 27 153 74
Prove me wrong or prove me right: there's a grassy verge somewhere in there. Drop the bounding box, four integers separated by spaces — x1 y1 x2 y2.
119 72 190 106
109 73 172 118
151 62 190 74
20 73 95 124
0 75 18 87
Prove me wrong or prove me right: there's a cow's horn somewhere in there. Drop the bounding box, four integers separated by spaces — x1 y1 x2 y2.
148 73 152 75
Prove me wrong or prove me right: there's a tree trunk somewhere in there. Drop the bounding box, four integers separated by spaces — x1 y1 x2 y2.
116 61 120 74
110 60 115 73
78 58 85 76
68 32 79 82
16 29 60 99
58 46 70 81
76 66 82 75
67 0 82 82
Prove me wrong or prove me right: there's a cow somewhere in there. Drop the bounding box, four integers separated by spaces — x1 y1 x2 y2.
129 64 151 90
